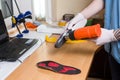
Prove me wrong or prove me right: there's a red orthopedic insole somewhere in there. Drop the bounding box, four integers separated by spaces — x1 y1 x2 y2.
37 60 81 75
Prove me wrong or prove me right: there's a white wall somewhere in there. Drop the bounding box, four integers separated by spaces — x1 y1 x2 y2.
51 0 104 22
44 0 93 23
5 0 34 28
45 0 57 23
56 0 92 21
13 0 33 16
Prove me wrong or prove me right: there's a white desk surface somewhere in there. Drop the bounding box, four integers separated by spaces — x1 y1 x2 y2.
0 30 51 80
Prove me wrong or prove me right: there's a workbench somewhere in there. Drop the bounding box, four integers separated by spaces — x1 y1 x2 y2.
6 34 100 80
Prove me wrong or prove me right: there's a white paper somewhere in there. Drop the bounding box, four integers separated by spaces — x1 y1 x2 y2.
37 24 65 34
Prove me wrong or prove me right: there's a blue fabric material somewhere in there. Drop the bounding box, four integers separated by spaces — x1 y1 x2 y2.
104 0 120 64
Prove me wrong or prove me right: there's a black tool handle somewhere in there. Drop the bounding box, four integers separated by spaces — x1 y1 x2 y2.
54 33 67 48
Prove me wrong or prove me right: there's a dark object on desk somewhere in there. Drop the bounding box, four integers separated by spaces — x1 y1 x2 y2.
54 29 72 48
37 60 81 75
63 14 74 22
54 20 73 48
0 9 38 62
54 32 67 48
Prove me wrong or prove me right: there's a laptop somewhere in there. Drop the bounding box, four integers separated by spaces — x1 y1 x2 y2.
0 10 38 62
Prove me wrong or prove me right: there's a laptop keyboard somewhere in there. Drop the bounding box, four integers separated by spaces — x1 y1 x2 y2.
1 41 18 55
0 38 38 61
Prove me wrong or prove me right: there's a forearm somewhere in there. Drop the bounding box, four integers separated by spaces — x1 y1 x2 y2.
81 0 104 19
66 0 104 31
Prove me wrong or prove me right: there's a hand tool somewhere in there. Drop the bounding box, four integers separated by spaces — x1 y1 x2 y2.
54 22 71 48
54 23 101 48
54 19 85 48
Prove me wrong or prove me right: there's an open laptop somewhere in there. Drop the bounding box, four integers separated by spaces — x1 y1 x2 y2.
0 10 38 62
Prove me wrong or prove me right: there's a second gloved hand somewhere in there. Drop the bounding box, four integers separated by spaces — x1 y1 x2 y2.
91 28 117 46
66 13 87 30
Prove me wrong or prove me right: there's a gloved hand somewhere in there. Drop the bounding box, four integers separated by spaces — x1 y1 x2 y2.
91 28 117 46
66 13 87 30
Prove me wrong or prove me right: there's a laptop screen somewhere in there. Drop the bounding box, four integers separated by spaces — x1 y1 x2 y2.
0 10 9 45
